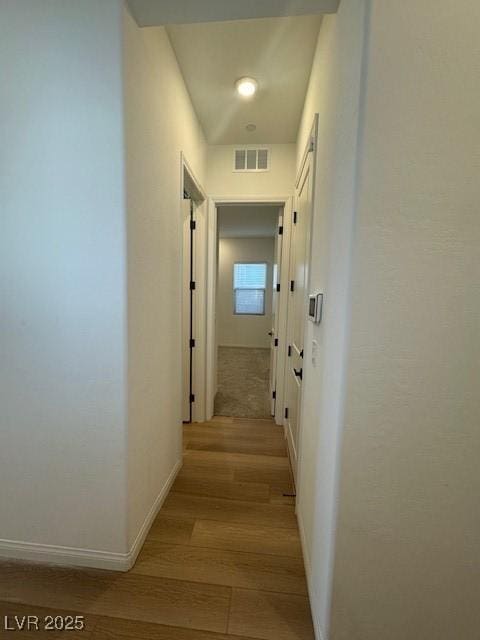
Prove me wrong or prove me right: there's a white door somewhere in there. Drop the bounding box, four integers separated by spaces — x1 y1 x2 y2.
285 154 313 482
269 211 284 415
182 197 195 422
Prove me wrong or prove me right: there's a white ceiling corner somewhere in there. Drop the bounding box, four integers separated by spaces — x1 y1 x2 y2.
166 15 322 144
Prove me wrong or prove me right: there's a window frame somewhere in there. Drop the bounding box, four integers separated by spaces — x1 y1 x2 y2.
232 261 268 316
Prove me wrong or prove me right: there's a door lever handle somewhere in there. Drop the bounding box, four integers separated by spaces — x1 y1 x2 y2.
294 367 303 380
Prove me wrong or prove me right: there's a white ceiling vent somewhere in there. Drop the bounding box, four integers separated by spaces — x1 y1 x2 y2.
233 148 270 172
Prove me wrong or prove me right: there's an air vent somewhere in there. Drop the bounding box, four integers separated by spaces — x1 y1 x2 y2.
233 148 270 172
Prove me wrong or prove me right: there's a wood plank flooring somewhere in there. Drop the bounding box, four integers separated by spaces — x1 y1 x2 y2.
0 417 314 640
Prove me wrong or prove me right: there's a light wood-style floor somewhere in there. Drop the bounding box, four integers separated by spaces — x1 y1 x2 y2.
0 417 314 640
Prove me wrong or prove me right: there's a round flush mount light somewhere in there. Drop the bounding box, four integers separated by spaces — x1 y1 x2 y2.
246 123 257 132
235 77 258 98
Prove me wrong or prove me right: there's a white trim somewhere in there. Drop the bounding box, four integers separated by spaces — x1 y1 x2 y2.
181 152 207 202
289 114 319 489
218 343 270 349
295 114 318 188
297 509 327 640
274 196 293 426
181 153 208 423
125 458 182 569
206 195 292 426
286 414 297 464
0 460 182 572
205 200 217 421
0 539 129 571
211 195 291 205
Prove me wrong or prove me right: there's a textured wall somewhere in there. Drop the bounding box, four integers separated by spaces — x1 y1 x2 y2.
123 8 207 547
207 144 295 197
294 1 368 637
330 2 480 638
0 0 127 554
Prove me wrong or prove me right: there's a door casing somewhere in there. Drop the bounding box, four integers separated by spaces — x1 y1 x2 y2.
284 114 319 488
285 156 314 482
181 153 207 423
269 210 284 416
205 196 293 424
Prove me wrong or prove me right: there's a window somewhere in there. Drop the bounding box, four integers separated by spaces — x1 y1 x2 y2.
233 263 267 315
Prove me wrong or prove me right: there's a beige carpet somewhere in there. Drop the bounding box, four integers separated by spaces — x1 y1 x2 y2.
214 346 272 419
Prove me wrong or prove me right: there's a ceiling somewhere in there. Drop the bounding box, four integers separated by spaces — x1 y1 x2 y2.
127 0 339 27
166 15 322 144
218 205 279 238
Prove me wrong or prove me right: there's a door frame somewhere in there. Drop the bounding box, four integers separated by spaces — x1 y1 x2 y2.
290 114 319 492
180 153 207 423
206 195 293 424
269 211 284 416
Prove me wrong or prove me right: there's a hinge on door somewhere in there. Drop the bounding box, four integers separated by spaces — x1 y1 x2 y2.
190 393 195 403
190 338 196 348
288 345 292 357
276 283 281 292
285 407 289 419
274 338 279 347
293 211 298 224
272 390 276 400
290 280 295 292
190 281 196 290
190 220 196 231
278 225 283 235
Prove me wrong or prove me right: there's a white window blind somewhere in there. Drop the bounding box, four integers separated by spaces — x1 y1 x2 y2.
234 263 267 315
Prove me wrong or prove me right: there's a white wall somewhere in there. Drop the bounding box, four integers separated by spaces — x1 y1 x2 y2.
294 2 368 637
217 238 275 348
0 0 208 566
330 2 480 639
123 8 207 546
0 0 128 556
207 144 296 197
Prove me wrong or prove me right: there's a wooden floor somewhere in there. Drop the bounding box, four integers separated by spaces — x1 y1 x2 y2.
0 417 314 639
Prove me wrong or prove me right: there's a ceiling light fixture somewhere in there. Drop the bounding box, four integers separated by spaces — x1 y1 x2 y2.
235 77 258 98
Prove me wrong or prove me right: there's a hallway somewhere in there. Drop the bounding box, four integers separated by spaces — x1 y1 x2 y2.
0 417 314 640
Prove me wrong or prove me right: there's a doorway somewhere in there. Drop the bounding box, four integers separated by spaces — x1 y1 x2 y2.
284 147 314 482
181 157 207 423
206 201 289 421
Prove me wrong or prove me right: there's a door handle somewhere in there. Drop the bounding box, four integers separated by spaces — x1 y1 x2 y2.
294 367 303 380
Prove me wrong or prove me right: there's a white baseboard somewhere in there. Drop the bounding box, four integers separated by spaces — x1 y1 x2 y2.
0 538 129 571
125 458 182 570
297 509 327 640
0 459 182 572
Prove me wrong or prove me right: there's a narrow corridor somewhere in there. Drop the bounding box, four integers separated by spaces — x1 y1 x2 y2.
0 417 314 640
